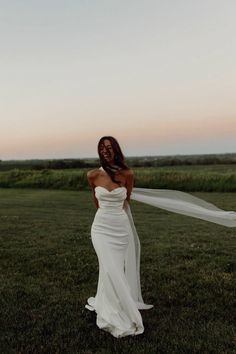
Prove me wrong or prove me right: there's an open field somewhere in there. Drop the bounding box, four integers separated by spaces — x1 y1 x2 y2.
0 188 236 354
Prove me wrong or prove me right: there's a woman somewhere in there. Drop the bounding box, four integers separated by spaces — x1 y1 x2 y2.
85 136 236 338
85 136 153 338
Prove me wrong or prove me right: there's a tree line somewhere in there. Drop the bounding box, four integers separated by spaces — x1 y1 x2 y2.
0 152 236 171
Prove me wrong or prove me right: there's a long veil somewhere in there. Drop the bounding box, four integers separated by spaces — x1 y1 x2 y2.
123 187 236 308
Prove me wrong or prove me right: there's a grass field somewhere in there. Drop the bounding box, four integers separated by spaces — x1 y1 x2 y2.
0 164 236 192
0 188 236 354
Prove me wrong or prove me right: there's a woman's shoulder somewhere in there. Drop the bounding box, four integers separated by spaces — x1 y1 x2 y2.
121 167 134 176
87 168 100 180
117 168 134 182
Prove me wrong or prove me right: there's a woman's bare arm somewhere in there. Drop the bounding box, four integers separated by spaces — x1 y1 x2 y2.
87 170 99 209
125 169 134 204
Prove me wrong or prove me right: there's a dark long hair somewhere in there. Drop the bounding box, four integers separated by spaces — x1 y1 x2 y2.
97 136 130 185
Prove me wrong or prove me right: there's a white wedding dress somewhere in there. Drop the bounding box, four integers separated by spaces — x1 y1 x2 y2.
85 167 236 338
85 183 153 338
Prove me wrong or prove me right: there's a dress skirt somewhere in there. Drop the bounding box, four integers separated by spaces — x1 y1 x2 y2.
86 207 145 338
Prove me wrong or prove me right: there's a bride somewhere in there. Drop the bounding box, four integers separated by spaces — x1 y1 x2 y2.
85 136 153 338
85 136 236 338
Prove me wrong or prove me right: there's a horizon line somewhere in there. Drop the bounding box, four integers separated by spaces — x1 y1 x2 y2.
1 151 236 162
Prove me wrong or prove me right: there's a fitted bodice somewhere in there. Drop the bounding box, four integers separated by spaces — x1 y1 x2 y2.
95 186 127 212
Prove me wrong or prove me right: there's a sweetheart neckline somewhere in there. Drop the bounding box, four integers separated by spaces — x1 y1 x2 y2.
95 186 127 193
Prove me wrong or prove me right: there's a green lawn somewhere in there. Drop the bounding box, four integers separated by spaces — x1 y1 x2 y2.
0 188 235 354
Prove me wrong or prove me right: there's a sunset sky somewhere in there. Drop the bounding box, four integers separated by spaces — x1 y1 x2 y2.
1 0 236 160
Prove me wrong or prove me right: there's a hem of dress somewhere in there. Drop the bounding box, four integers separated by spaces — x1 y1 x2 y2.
85 296 146 338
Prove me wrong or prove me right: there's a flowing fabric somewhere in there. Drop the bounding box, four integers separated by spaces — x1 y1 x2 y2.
130 187 236 228
123 187 236 319
86 166 236 338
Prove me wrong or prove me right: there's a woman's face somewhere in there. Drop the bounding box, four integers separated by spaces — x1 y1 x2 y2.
99 139 115 163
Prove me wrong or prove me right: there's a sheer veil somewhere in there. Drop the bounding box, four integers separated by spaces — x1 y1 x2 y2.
130 187 236 228
99 166 236 309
